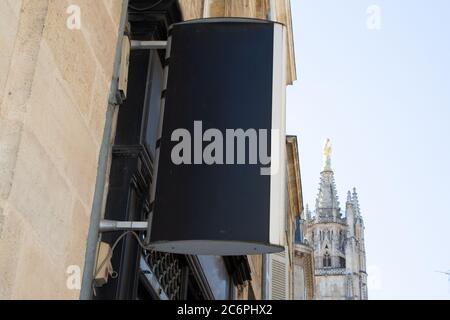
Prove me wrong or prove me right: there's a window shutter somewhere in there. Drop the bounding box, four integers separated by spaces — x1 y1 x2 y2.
269 249 289 300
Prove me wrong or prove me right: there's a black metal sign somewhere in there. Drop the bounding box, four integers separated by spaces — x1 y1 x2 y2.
146 18 287 255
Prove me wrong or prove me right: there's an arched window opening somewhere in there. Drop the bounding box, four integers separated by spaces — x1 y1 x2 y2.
339 256 346 268
323 252 331 268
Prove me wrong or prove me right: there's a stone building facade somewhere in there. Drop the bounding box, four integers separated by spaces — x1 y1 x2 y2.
0 0 297 299
303 139 368 300
285 136 314 300
293 213 315 300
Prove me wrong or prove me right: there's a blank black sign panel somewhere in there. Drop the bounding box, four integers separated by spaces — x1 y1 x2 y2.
147 18 286 255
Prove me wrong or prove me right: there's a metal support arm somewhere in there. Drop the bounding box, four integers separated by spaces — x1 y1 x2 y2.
130 40 167 50
99 219 148 232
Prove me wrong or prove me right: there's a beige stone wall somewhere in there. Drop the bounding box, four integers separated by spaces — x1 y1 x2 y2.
293 260 305 300
248 254 262 299
0 0 123 299
293 248 314 300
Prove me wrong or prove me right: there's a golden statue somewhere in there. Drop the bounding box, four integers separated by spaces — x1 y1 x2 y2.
322 138 332 171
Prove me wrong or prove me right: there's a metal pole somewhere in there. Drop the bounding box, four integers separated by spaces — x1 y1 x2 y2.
262 254 271 299
79 0 129 300
98 219 148 232
130 40 167 50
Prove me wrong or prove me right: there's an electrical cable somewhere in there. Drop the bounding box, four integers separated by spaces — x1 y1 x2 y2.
129 0 164 12
92 230 153 293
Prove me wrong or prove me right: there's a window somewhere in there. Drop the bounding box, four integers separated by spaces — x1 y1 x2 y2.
339 256 346 268
323 252 331 268
295 217 302 243
197 256 232 300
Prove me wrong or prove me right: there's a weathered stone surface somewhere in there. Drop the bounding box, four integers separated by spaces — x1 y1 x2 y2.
225 0 257 17
6 0 23 17
0 0 49 117
42 0 97 122
178 0 204 20
0 119 22 200
0 0 21 108
8 129 72 261
0 0 123 299
75 0 118 77
248 255 262 299
104 0 124 26
0 0 50 258
0 206 25 299
208 0 226 17
25 40 99 208
88 67 111 145
11 231 69 299
254 0 270 19
64 198 90 293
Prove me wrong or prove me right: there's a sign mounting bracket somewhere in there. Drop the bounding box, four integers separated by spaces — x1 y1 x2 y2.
99 219 148 232
130 40 167 50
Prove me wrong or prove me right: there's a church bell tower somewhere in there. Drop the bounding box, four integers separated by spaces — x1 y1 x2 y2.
304 139 368 300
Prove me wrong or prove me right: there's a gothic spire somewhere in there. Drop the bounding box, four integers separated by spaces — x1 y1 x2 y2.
352 187 361 217
315 139 340 218
345 190 355 224
347 190 352 203
305 204 311 220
